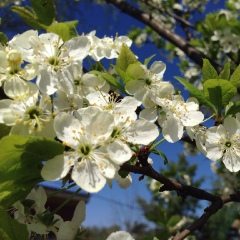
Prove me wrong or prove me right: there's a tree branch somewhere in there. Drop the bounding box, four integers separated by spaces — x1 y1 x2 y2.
139 0 195 29
105 0 222 73
120 163 240 239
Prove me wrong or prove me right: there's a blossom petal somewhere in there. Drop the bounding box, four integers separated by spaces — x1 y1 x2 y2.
107 141 132 164
41 154 72 181
72 160 106 193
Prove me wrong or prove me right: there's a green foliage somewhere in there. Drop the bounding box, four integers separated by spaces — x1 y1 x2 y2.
89 70 127 94
47 22 70 42
203 79 237 115
11 6 47 30
0 124 11 140
144 54 156 67
30 0 56 26
0 206 28 240
230 64 240 88
152 149 168 165
0 32 8 45
174 76 215 111
116 44 138 72
0 135 64 209
202 59 218 81
219 62 230 80
225 101 240 117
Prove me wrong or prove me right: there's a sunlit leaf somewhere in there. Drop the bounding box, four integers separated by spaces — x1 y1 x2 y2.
174 76 216 111
47 23 70 42
116 44 138 72
202 59 218 82
30 0 56 26
0 135 64 209
230 64 240 88
0 206 28 240
11 6 46 30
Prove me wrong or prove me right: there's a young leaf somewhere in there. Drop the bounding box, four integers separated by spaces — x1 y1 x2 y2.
152 149 168 165
218 61 230 80
225 101 240 117
167 215 182 227
11 6 46 30
0 124 11 140
116 44 138 71
0 135 64 209
230 64 240 87
0 206 28 240
203 79 237 106
89 70 127 94
174 76 216 111
202 59 218 81
144 54 156 67
0 32 8 45
30 0 56 26
47 23 70 42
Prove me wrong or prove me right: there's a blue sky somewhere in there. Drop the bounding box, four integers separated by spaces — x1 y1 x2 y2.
1 0 226 230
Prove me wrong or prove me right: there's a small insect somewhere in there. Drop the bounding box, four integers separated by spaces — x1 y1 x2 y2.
42 2 47 6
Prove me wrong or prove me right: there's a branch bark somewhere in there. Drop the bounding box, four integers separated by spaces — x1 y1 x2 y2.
120 163 240 239
105 0 222 73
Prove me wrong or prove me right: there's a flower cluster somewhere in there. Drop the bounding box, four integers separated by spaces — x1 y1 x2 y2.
12 186 86 239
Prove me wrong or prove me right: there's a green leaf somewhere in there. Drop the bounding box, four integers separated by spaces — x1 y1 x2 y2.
118 169 129 178
125 62 144 84
218 62 230 80
114 66 126 84
152 149 168 165
0 32 8 45
0 206 28 240
203 79 237 107
11 6 47 30
225 101 240 116
64 20 79 38
230 64 240 87
202 59 218 82
0 135 64 209
174 76 216 111
144 54 156 67
47 23 70 42
30 0 56 26
116 44 138 72
89 70 127 94
0 124 11 140
167 215 181 227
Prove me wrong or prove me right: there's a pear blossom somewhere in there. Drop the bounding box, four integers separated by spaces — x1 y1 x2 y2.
58 62 109 96
86 91 140 113
106 231 135 240
107 109 159 164
0 93 55 138
211 28 240 53
13 186 63 237
205 117 240 172
0 49 38 99
53 90 83 115
140 81 174 122
57 201 86 240
27 32 90 94
125 61 166 102
151 95 204 142
41 108 118 192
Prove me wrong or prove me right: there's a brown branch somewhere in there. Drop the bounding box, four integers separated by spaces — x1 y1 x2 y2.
172 192 240 240
120 163 219 202
105 0 222 73
120 163 240 239
139 0 195 29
